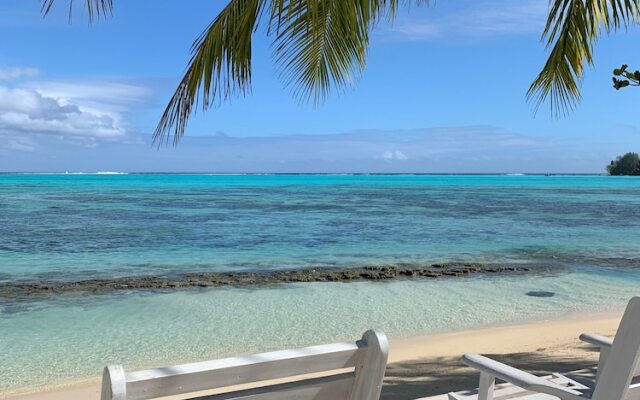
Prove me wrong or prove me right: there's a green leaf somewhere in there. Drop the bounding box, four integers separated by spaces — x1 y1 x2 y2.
613 78 630 90
529 1 640 115
270 0 371 103
154 0 265 146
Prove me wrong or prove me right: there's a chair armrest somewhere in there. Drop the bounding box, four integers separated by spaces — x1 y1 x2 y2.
462 354 587 400
579 333 613 349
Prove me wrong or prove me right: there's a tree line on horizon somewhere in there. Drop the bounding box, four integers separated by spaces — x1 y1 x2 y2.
607 152 640 175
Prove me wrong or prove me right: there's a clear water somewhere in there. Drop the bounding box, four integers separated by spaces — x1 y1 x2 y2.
1 174 640 393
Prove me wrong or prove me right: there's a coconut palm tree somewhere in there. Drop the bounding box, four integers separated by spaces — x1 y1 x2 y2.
42 0 640 145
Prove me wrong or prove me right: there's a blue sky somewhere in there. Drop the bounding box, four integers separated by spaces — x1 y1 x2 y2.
1 0 639 172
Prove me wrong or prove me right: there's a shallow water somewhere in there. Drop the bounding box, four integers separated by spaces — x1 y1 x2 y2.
2 174 640 281
1 174 639 392
2 268 639 393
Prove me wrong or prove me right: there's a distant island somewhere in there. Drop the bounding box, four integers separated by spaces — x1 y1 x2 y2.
607 152 640 175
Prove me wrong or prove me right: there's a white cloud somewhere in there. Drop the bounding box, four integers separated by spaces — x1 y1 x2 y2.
395 150 409 160
0 72 153 147
389 0 548 41
29 81 152 115
0 86 125 138
0 67 39 80
392 23 440 40
379 150 409 161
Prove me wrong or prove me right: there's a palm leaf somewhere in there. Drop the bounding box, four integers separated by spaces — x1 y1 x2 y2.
155 0 407 145
42 0 430 144
154 0 265 146
528 0 640 115
41 0 113 23
268 0 427 103
269 0 370 103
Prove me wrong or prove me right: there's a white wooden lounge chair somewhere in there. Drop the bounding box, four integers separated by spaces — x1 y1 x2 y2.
448 296 640 400
101 329 388 400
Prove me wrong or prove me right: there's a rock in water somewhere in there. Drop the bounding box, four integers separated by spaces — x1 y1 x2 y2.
0 263 539 301
526 291 555 298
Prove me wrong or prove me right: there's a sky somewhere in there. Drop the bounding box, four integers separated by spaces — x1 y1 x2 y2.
1 0 640 173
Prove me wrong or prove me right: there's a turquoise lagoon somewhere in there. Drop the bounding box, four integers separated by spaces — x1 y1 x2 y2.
1 174 640 393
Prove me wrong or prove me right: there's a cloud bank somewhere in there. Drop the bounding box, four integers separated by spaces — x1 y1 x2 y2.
0 86 124 138
2 126 634 173
0 67 152 150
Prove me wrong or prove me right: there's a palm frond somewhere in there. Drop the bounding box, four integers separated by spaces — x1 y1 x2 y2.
153 0 265 146
528 0 640 115
155 0 409 145
269 0 371 103
42 0 431 144
41 0 113 23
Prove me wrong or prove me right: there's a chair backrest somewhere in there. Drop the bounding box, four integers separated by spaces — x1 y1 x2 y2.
592 297 640 400
101 329 388 400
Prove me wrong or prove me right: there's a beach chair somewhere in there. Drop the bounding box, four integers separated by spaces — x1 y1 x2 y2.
448 296 640 400
101 329 388 400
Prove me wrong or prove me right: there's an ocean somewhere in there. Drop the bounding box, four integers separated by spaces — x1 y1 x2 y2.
1 173 640 393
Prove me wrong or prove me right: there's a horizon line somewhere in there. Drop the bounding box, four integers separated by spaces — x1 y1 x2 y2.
0 172 611 176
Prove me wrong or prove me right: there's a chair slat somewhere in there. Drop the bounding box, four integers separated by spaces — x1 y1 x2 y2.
192 372 355 400
125 342 364 400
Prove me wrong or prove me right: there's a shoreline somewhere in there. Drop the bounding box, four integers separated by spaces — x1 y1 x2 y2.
3 310 622 400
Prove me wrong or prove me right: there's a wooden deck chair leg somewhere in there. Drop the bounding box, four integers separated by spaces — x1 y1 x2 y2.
478 372 495 400
350 329 389 400
101 365 126 400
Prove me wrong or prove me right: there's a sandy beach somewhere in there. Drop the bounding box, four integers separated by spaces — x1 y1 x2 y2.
4 311 621 400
